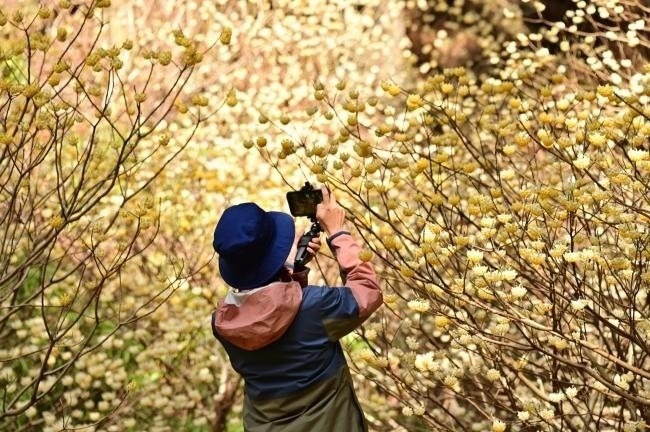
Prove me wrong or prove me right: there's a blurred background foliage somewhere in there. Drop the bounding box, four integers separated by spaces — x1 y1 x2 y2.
0 0 648 431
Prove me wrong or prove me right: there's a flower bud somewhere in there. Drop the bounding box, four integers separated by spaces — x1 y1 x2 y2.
219 27 232 45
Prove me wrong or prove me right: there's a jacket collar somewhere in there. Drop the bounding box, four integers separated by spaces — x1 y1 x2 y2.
213 281 302 350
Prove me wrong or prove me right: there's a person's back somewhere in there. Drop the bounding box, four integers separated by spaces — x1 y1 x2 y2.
211 187 382 431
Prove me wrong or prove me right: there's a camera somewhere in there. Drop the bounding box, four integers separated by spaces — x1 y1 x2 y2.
286 182 323 269
286 184 323 217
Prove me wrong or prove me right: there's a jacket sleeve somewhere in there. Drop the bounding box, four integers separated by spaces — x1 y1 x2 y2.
319 231 382 341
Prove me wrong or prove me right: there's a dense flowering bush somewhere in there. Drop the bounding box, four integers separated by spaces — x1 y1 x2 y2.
0 1 228 430
249 6 650 432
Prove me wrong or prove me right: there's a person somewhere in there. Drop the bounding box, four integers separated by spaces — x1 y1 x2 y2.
210 185 382 432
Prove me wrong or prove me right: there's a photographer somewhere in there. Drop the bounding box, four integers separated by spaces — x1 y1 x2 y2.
211 185 382 432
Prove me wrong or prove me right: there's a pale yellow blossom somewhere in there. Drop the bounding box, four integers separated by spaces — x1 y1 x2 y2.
587 132 607 147
467 249 484 264
492 419 506 432
628 149 649 161
573 154 590 169
407 299 430 313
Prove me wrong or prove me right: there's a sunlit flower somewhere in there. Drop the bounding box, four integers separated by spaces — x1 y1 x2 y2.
386 84 401 96
441 83 454 94
226 89 238 107
533 301 553 314
407 299 430 313
510 285 527 299
434 315 450 328
628 149 649 161
486 368 501 381
406 94 424 110
587 132 607 147
220 27 232 45
358 249 374 262
539 408 555 421
492 419 506 432
563 252 581 263
501 269 517 281
414 352 437 372
597 85 614 98
500 169 515 180
49 215 64 230
443 375 458 387
467 249 484 264
571 298 589 311
565 386 578 399
406 336 420 350
158 133 170 146
573 154 590 169
480 217 495 228
536 129 553 147
623 421 642 432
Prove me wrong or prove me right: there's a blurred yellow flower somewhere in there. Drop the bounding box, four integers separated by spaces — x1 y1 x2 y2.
565 386 578 399
414 352 436 372
386 84 401 97
406 94 424 110
573 154 590 169
225 89 238 107
434 315 450 328
492 419 506 432
49 215 64 230
587 132 607 147
441 83 454 94
486 369 500 381
443 375 458 387
536 129 553 148
628 149 649 161
158 133 170 146
597 85 614 98
407 299 430 313
539 409 555 421
358 249 374 262
472 265 488 276
500 168 515 180
219 27 232 45
191 94 208 107
563 251 581 263
571 298 589 311
510 285 527 299
467 249 484 264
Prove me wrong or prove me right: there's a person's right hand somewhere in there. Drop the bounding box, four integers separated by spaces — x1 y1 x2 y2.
316 185 346 236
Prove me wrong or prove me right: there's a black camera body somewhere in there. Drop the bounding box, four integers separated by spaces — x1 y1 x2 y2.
286 183 323 218
286 182 323 270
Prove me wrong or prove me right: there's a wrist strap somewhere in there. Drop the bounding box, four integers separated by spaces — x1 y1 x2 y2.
327 230 350 244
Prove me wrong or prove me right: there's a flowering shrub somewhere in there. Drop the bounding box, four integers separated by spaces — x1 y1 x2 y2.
249 4 650 432
1 0 410 430
0 1 230 430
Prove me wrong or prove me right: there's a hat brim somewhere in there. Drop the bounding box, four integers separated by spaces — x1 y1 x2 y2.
218 211 295 290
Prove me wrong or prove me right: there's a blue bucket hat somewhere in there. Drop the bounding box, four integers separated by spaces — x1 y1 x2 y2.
213 203 295 290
